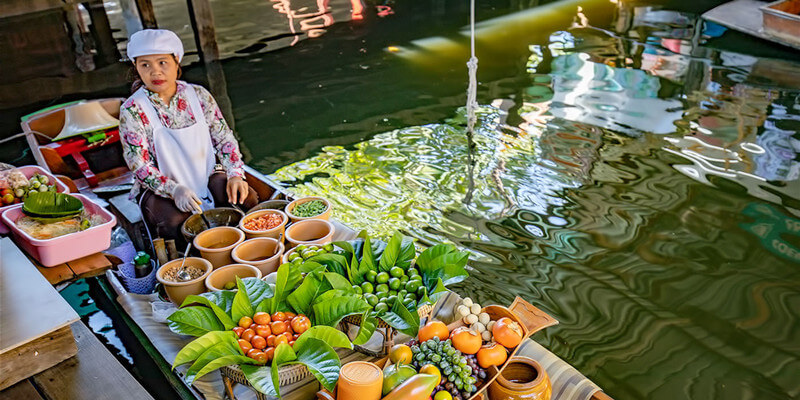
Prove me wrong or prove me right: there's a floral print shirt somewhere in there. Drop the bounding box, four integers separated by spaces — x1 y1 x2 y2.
119 81 244 199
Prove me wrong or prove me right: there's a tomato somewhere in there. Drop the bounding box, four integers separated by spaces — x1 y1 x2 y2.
288 340 295 347
264 347 275 361
274 334 289 346
418 321 449 342
293 333 301 340
290 315 310 334
450 327 481 354
238 316 253 328
271 311 287 322
389 344 413 364
251 335 267 349
492 317 523 348
238 339 253 352
270 320 287 334
252 351 268 363
241 328 256 342
255 324 271 337
281 332 293 342
267 334 276 347
249 323 256 330
232 326 244 337
285 323 294 335
253 312 271 325
246 348 261 358
476 342 507 368
285 312 296 319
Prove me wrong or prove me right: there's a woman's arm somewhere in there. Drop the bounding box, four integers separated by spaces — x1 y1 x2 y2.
119 100 179 198
193 85 245 179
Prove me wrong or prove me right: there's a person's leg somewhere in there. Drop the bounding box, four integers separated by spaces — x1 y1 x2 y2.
208 172 259 210
140 190 191 246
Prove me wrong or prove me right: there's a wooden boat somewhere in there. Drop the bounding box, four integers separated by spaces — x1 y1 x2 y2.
703 0 800 50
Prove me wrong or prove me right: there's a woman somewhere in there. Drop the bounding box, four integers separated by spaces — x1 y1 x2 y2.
120 29 258 244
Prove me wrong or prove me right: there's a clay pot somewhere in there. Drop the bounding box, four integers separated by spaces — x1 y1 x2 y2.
488 357 551 400
205 263 262 291
286 196 332 222
285 219 335 249
231 237 284 276
181 207 244 243
336 361 383 400
193 226 245 269
239 209 288 240
156 257 213 306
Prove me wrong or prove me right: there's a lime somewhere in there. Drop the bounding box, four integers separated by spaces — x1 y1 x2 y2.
398 290 407 298
404 299 416 309
296 245 307 252
366 270 378 283
404 293 416 301
365 294 379 306
417 286 428 297
361 282 374 294
405 280 420 293
374 302 389 314
408 268 420 277
376 283 389 293
292 257 303 265
388 289 398 297
376 272 390 284
323 243 334 252
388 278 401 290
399 275 409 285
386 295 397 304
288 252 300 261
352 285 363 295
389 266 404 278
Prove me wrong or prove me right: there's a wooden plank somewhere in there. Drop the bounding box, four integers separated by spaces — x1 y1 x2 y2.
35 263 76 285
0 238 80 354
32 322 154 400
702 0 800 50
0 326 77 390
0 379 44 400
66 253 112 279
135 0 157 29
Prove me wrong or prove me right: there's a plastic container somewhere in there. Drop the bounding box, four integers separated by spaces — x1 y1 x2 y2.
205 263 262 291
1 193 117 267
115 259 158 294
239 209 288 240
336 361 383 400
284 219 335 249
0 165 70 234
231 237 284 276
285 196 331 222
156 257 213 305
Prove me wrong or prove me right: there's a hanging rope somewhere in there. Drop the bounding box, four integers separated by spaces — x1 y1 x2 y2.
465 0 479 133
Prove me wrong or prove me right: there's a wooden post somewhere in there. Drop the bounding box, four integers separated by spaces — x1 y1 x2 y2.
135 0 157 28
83 0 121 66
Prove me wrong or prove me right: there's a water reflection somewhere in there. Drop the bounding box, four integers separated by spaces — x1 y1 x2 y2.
272 3 800 399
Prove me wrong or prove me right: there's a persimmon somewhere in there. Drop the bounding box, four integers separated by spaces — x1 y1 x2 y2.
241 328 256 342
492 317 523 348
285 323 294 335
238 316 253 328
253 312 271 325
418 320 449 342
238 339 253 352
290 315 310 334
288 340 295 347
476 342 507 368
232 326 244 337
450 327 481 354
255 324 271 337
281 332 293 343
271 320 287 334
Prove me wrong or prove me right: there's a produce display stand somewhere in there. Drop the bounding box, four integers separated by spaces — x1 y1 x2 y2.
340 303 433 356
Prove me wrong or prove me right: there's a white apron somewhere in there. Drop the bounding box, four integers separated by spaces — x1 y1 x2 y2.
133 83 216 210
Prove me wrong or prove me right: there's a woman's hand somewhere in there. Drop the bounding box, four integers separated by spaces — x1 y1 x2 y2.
226 176 249 205
174 185 201 213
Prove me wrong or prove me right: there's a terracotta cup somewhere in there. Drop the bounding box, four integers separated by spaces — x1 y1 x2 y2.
286 196 332 222
488 357 552 400
205 263 262 291
239 209 288 240
193 226 245 269
231 237 285 276
336 361 383 400
156 257 213 306
285 219 335 249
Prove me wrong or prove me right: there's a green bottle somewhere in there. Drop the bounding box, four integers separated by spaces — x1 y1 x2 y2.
133 251 152 278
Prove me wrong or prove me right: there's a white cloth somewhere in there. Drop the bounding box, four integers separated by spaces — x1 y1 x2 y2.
132 83 216 210
127 29 184 62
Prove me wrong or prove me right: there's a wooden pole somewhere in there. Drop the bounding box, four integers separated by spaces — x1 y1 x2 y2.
83 0 120 66
135 0 157 29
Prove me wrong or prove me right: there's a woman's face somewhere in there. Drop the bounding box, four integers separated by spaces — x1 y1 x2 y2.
135 54 179 94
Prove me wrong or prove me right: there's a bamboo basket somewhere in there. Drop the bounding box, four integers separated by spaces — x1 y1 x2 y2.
221 363 311 400
339 303 433 356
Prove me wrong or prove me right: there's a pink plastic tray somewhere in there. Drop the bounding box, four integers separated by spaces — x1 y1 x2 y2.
0 165 70 234
1 194 117 267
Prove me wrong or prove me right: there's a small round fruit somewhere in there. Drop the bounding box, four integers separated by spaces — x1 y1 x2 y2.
251 335 267 349
389 344 413 364
323 243 334 252
450 327 481 355
420 364 442 385
238 339 253 352
296 244 307 252
264 347 275 361
376 272 390 284
271 321 287 334
232 326 244 337
352 285 363 295
290 315 311 334
271 311 287 322
469 304 481 314
238 316 253 328
388 278 401 290
267 335 276 347
253 312 271 325
288 252 300 261
434 391 453 400
374 302 389 314
252 350 268 363
365 294 379 307
419 321 449 342
241 328 256 342
255 324 272 337
389 266 404 278
361 282 374 294
274 334 289 346
376 283 389 293
493 317 524 348
223 281 236 290
292 257 303 265
246 348 261 358
285 312 296 319
366 270 378 282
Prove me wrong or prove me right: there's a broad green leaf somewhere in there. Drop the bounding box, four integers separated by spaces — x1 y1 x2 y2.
294 326 352 350
311 292 370 327
271 344 298 396
183 340 242 382
396 237 416 269
370 238 388 261
428 278 449 305
380 298 420 336
173 331 240 368
352 311 378 346
378 232 403 271
257 264 297 314
181 294 235 330
191 354 254 382
308 253 348 276
416 244 456 271
297 261 326 274
287 271 331 316
361 235 375 272
199 290 236 313
232 277 254 323
168 306 224 337
324 272 355 291
22 192 83 217
241 364 279 397
294 338 341 392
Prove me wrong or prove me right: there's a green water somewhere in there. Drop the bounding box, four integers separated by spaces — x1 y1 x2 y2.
262 1 800 399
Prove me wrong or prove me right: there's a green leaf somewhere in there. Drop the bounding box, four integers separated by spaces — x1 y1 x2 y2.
308 253 348 277
396 237 416 269
232 277 254 323
191 354 254 383
181 294 235 330
271 344 298 396
360 235 376 273
173 331 240 368
183 340 243 382
324 272 355 291
381 298 420 337
297 261 327 274
416 244 456 271
22 192 83 218
378 232 403 271
241 365 279 397
352 312 378 346
168 306 224 337
428 278 449 305
256 264 298 314
294 326 352 350
419 250 470 289
294 338 341 392
287 271 331 316
311 291 371 327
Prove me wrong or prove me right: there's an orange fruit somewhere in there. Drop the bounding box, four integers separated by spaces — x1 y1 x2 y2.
418 321 449 342
389 344 413 364
238 316 253 328
253 312 271 325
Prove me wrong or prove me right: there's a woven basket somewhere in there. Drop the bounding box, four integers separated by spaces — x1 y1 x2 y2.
340 303 433 356
221 363 310 400
342 302 432 327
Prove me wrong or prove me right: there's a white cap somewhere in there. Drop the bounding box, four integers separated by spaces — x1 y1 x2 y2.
127 29 184 62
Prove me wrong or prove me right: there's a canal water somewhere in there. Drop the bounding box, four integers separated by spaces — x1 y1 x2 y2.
5 0 796 398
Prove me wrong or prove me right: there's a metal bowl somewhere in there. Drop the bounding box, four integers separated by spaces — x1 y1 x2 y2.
181 207 244 243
